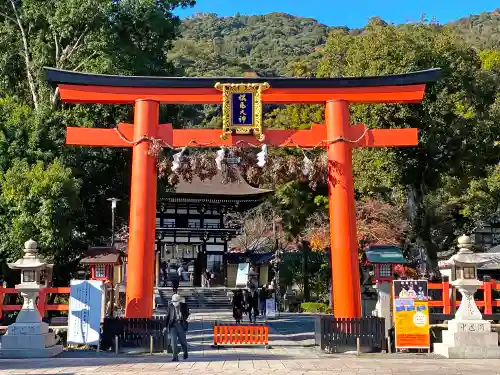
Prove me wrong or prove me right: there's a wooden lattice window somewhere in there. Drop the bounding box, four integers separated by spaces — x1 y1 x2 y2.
95 264 106 278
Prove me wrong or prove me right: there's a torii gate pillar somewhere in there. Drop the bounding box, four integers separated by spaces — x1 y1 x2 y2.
126 100 159 317
326 100 361 316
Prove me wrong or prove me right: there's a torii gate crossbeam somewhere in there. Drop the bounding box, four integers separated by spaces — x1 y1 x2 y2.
45 68 440 318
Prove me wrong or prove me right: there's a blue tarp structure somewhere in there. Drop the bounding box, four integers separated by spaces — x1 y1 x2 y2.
365 245 405 264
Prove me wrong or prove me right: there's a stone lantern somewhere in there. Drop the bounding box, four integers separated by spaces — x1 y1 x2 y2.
434 235 500 358
0 239 62 358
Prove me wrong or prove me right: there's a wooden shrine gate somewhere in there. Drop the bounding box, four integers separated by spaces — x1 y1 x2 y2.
45 68 440 318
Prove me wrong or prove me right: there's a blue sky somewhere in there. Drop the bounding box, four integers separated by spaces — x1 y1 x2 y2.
175 0 498 28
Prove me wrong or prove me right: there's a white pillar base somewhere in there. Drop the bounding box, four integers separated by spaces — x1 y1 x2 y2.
434 320 500 358
0 286 62 358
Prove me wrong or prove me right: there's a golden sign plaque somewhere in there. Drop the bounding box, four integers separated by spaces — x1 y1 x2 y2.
214 82 270 141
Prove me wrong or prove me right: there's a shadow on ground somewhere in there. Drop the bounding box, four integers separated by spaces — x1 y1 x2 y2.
0 352 298 370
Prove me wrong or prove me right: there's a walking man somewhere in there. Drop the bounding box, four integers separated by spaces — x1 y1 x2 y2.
246 284 259 323
171 274 180 294
165 294 190 362
203 269 211 288
259 285 268 316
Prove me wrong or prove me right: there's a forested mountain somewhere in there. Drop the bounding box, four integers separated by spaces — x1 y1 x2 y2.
169 10 500 77
168 12 341 76
452 9 500 49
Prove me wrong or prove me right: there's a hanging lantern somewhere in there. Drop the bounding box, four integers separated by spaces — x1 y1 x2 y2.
302 155 313 176
215 147 225 170
256 144 268 167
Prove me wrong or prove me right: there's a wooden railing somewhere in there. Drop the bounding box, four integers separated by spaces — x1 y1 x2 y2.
101 316 169 352
428 277 500 315
319 316 386 353
0 286 70 320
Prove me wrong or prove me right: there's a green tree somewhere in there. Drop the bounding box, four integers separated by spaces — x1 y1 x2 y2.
316 20 500 261
458 164 500 225
0 0 195 108
278 249 328 299
480 49 500 72
0 158 80 276
0 0 194 281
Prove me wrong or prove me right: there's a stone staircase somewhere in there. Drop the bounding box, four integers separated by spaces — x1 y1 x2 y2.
155 287 232 312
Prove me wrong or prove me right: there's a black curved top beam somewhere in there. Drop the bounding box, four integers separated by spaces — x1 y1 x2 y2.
44 67 441 89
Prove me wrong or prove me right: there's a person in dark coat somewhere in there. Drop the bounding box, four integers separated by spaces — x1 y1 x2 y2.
246 285 259 323
161 261 168 287
259 285 268 316
232 289 245 324
165 294 190 362
171 276 180 294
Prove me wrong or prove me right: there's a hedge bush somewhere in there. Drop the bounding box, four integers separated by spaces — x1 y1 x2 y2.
300 302 330 313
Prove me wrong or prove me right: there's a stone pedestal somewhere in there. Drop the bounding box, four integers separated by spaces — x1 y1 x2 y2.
434 320 500 358
434 278 500 358
0 287 62 358
0 321 62 358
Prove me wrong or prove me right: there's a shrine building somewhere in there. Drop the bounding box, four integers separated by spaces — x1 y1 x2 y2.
79 173 271 290
155 173 271 287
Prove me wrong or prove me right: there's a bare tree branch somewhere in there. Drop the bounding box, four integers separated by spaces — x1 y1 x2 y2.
228 202 290 253
50 87 59 109
71 51 97 72
53 32 60 66
8 0 39 111
0 11 16 23
62 28 89 63
115 224 129 242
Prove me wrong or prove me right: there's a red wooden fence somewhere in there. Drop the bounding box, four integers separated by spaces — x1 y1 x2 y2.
0 286 70 320
428 279 500 315
0 281 498 320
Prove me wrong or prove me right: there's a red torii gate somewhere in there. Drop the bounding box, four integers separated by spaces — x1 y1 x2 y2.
45 68 440 318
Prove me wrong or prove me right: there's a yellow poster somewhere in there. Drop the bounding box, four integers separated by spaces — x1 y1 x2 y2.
394 300 430 349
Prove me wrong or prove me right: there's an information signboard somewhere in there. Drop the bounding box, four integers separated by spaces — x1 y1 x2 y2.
236 263 249 287
393 279 430 349
265 298 276 318
67 280 103 346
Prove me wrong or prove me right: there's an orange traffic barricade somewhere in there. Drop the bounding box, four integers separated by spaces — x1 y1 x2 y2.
212 322 270 348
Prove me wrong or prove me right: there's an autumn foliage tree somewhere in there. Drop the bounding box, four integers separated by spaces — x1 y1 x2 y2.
357 199 409 248
304 198 409 256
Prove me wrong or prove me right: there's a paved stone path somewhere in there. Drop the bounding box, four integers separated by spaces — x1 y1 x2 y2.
267 313 316 345
2 314 500 374
1 354 500 374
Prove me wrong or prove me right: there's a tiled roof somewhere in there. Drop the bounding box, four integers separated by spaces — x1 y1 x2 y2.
226 251 275 265
172 173 272 197
80 247 124 265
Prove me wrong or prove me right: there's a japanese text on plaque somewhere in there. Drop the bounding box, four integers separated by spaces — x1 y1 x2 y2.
231 93 253 125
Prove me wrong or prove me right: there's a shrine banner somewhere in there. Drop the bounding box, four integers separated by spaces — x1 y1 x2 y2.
393 280 430 349
67 280 103 346
236 263 249 287
265 299 276 318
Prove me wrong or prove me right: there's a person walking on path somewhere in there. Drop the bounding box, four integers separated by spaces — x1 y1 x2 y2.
232 289 245 324
246 285 259 323
161 261 168 287
171 273 180 294
177 264 184 281
259 285 268 317
165 294 190 362
203 269 211 288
